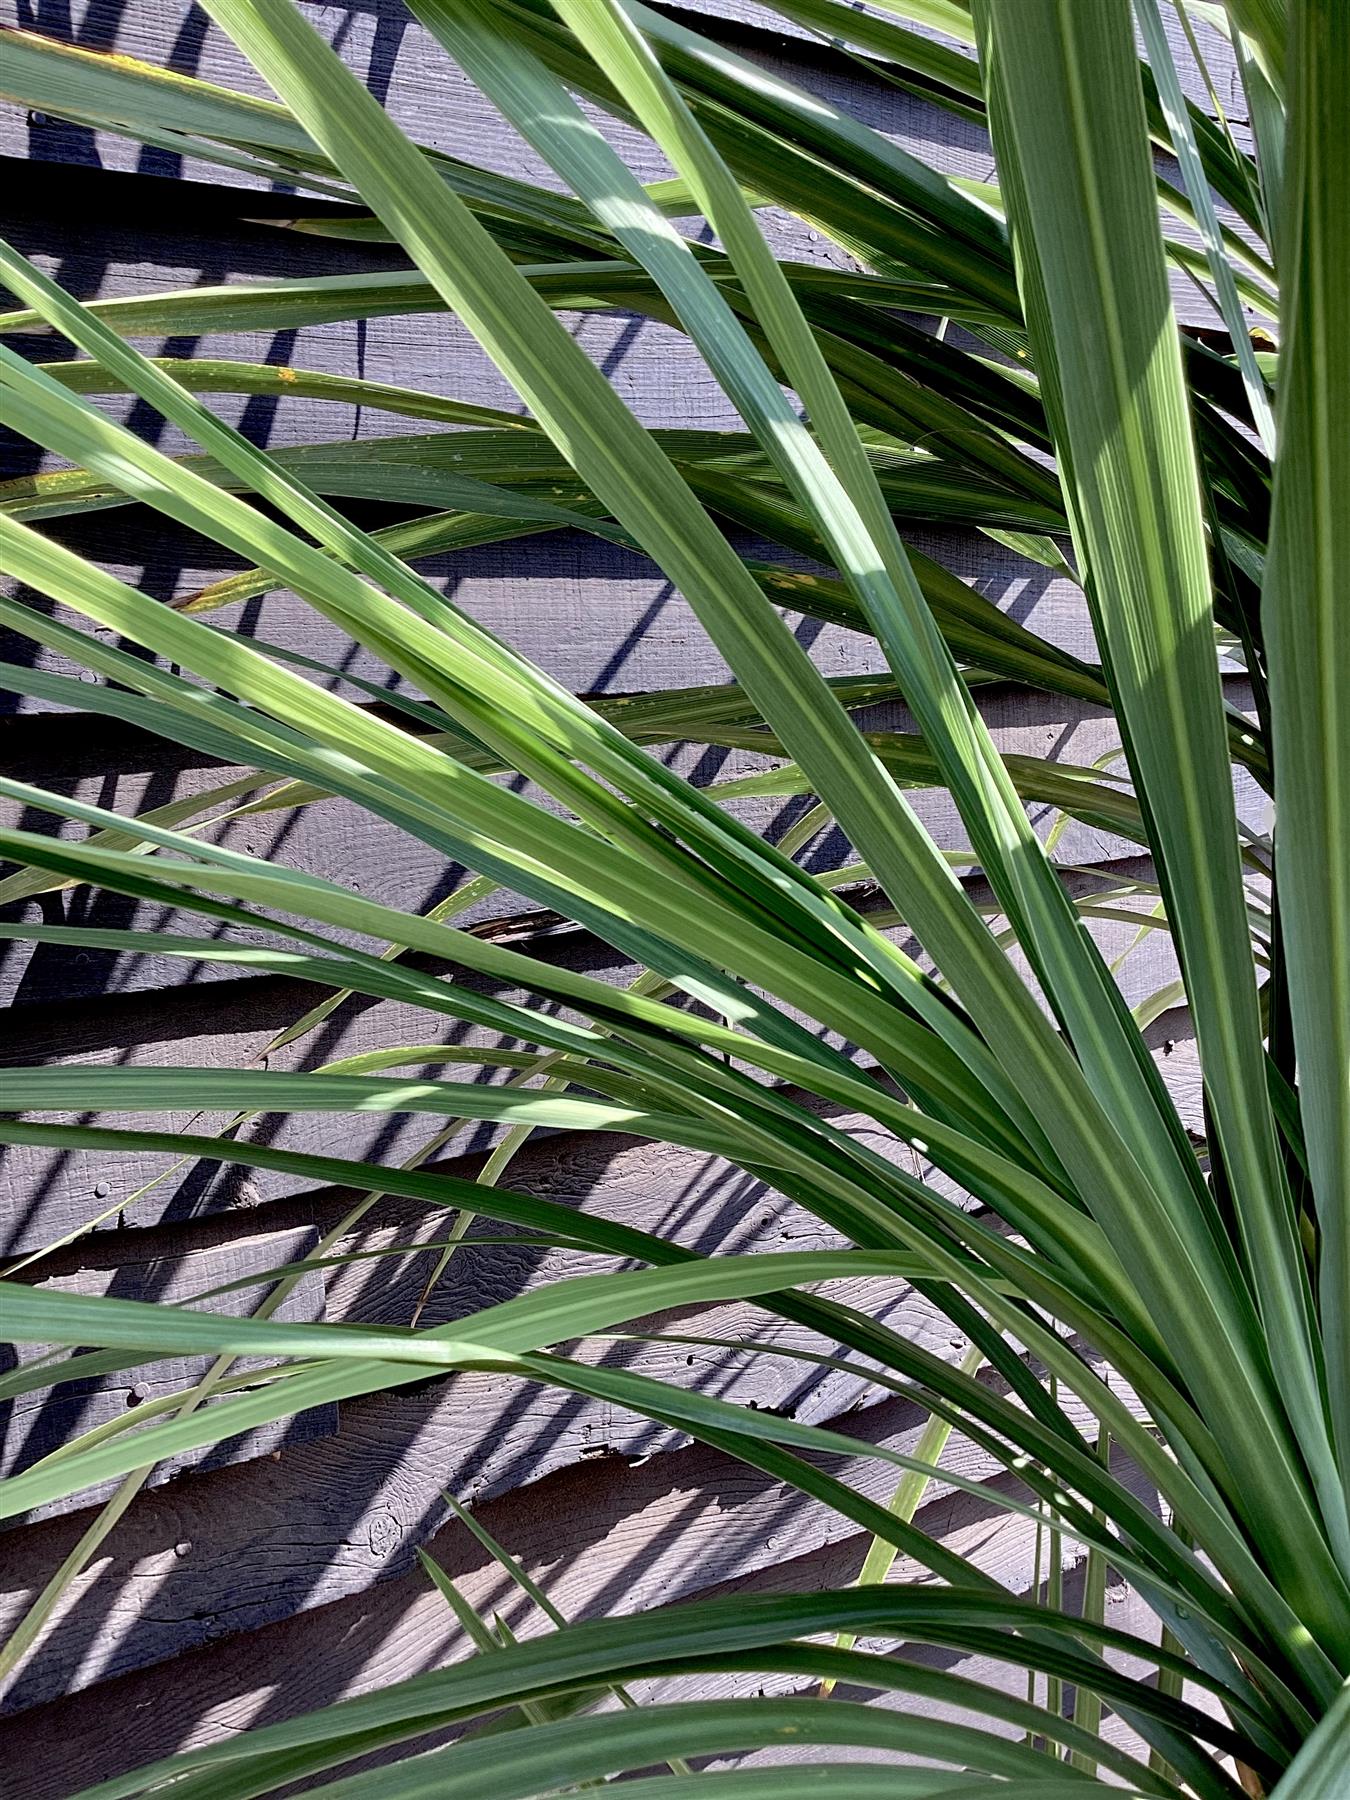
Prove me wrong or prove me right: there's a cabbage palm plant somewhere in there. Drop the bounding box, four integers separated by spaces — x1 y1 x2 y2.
0 0 1345 1794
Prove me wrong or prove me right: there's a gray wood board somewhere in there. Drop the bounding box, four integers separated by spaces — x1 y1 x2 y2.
0 980 1171 1716
0 884 1200 1254
0 1389 1159 1787
0 1281 1147 1712
0 0 1249 330
0 676 1180 1009
0 1225 336 1524
0 513 1107 712
669 0 1249 125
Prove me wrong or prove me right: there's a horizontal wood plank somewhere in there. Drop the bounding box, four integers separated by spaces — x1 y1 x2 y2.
0 1307 1148 1708
2 0 1250 314
0 1384 1159 1787
0 882 1198 1252
1 1226 336 1524
668 0 1248 126
0 983 1173 1713
0 679 1173 1008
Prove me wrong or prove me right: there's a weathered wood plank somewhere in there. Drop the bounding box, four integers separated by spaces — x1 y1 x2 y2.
0 876 1198 1253
661 0 1255 332
0 1323 947 1708
0 1313 1146 1710
0 1397 1159 1788
1 1226 336 1524
0 1016 1201 1328
670 0 1249 126
0 0 1239 477
0 1024 1153 1706
0 512 1109 710
0 679 1175 1009
0 971 1165 1711
0 954 1193 1708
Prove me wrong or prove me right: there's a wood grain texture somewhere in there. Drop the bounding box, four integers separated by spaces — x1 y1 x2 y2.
0 1332 1148 1715
0 1014 1175 1715
669 0 1249 125
0 870 1200 1253
0 677 1176 1004
0 1405 1162 1795
1 1226 335 1524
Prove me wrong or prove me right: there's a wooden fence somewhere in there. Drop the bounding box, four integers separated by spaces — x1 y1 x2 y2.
0 4 1243 1792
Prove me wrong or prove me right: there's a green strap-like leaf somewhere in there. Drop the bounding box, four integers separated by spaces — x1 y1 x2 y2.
1268 1675 1350 1800
451 0 1187 1209
1261 0 1350 1494
256 1696 1146 1799
1135 0 1276 455
59 1582 1256 1800
977 0 1350 1627
0 250 1048 1161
